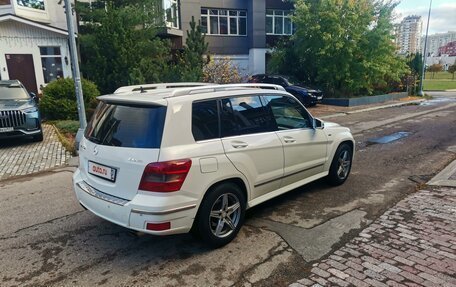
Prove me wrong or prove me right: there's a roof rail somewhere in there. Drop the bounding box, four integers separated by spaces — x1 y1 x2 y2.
114 82 214 94
170 83 286 97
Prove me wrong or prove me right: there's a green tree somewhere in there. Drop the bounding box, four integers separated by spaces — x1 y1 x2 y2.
180 16 209 82
406 53 423 95
270 0 407 97
428 64 443 79
448 64 456 80
78 0 175 94
408 53 423 77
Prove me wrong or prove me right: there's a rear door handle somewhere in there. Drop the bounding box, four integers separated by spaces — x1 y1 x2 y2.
283 136 296 143
231 141 248 148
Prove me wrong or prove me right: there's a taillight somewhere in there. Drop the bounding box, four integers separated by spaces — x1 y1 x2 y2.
138 159 192 192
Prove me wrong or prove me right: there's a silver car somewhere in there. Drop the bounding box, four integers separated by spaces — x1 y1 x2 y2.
0 80 43 142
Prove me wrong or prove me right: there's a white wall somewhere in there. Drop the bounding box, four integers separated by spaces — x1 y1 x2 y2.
248 48 266 75
0 21 72 92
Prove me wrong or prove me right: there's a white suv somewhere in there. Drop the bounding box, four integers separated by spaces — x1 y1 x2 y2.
73 84 354 247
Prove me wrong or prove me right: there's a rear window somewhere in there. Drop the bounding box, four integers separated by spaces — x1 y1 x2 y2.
85 102 166 148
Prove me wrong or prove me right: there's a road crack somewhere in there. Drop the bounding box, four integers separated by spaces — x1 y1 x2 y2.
0 210 85 241
229 240 288 287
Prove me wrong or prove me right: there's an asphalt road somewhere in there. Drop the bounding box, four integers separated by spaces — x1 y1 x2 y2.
1 92 455 287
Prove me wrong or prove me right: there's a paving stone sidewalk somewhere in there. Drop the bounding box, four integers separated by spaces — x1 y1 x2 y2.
291 186 456 287
0 124 71 181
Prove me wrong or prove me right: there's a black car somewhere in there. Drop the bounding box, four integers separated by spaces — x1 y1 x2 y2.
248 74 323 106
0 80 43 142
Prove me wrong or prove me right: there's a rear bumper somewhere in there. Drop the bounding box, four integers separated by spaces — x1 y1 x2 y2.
73 169 198 235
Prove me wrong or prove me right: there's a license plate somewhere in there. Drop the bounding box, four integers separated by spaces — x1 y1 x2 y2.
0 127 13 133
88 161 117 182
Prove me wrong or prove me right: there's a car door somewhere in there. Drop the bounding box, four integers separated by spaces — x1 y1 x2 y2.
220 95 284 200
262 95 328 188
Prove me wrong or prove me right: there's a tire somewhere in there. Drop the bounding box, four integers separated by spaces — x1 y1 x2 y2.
196 182 246 248
326 143 353 186
32 132 43 142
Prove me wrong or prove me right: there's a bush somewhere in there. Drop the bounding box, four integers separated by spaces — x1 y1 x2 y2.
203 56 242 84
40 78 100 120
53 120 80 135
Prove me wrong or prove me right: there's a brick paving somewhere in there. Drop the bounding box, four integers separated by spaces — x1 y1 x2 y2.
291 187 456 287
0 124 71 181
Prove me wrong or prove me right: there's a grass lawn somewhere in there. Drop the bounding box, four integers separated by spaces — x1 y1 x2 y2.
423 80 456 91
424 71 455 80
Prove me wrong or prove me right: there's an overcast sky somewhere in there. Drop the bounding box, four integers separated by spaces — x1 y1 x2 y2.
395 0 456 34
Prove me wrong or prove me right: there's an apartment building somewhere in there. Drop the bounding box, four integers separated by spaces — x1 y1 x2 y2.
421 31 456 57
163 0 294 75
395 15 422 55
438 41 456 57
0 0 74 94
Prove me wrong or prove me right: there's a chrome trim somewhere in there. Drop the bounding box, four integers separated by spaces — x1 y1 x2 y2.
254 163 325 188
0 110 26 128
131 204 197 215
76 181 129 206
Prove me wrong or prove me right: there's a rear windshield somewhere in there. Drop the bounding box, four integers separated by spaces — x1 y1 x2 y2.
85 102 166 148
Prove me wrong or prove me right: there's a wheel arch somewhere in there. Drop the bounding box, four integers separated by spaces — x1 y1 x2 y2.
191 177 248 232
202 177 248 206
324 134 355 171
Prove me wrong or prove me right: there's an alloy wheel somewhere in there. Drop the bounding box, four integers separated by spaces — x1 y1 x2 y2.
209 193 241 238
337 150 351 180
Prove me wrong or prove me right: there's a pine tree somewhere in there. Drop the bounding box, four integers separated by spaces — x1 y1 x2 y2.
180 16 209 82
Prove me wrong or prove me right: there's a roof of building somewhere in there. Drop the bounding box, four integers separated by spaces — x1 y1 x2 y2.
0 13 69 35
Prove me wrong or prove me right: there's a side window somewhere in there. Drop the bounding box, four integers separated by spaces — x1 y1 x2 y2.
220 95 277 137
192 100 219 141
262 95 312 130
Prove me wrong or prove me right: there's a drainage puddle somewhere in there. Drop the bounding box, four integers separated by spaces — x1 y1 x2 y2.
367 132 411 145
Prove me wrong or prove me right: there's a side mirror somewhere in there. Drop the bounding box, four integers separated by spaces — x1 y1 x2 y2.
30 92 39 103
313 118 324 129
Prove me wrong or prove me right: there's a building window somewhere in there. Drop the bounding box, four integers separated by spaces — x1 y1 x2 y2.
40 47 63 83
266 10 293 35
0 0 11 5
17 0 45 10
163 0 179 29
201 8 247 36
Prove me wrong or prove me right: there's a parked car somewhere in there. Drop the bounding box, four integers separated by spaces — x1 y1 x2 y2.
0 80 43 142
73 83 354 247
248 74 323 106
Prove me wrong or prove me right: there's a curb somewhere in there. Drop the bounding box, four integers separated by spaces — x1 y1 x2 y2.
49 123 77 156
428 158 456 187
320 99 425 119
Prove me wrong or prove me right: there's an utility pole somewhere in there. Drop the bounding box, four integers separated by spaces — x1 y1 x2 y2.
64 0 87 145
418 0 432 96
